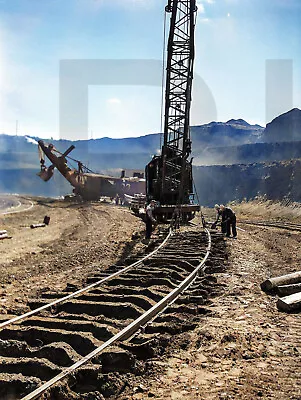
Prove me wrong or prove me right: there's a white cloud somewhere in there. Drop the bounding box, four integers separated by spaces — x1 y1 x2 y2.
89 86 162 139
0 36 59 138
196 3 205 14
25 136 39 145
196 0 215 16
107 98 121 104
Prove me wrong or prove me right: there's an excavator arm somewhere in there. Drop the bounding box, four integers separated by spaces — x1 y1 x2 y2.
37 140 83 190
37 140 146 201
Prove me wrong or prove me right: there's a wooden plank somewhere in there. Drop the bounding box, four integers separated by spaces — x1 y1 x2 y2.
30 223 46 229
261 271 301 292
277 292 301 312
277 283 301 297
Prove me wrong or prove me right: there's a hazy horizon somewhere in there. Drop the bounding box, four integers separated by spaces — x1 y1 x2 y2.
0 113 268 141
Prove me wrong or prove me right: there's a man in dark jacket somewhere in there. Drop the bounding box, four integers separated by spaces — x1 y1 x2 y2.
220 204 237 238
145 200 157 239
212 204 226 233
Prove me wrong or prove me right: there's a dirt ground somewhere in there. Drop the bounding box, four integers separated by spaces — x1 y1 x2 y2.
0 196 300 399
125 201 301 400
0 195 144 317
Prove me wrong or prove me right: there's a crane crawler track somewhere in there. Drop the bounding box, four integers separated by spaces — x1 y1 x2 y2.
0 226 227 400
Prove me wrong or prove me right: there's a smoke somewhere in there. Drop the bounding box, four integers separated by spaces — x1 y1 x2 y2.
25 136 39 145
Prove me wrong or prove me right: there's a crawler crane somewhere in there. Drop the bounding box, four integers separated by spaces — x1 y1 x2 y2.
145 0 200 221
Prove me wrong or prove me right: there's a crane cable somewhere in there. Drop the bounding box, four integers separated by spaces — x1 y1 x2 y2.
51 147 94 173
160 9 168 149
164 4 201 231
175 4 201 229
193 177 206 228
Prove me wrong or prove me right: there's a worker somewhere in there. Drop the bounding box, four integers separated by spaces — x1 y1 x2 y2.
220 204 237 238
145 200 157 239
211 204 226 233
172 206 181 229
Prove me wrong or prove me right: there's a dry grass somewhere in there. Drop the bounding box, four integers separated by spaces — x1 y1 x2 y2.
229 197 301 222
200 198 301 224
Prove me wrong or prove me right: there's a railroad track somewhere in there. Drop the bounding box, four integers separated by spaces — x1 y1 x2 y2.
0 195 34 216
0 225 227 400
241 220 301 232
0 196 21 213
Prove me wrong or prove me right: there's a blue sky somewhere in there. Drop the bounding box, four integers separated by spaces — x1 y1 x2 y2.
0 0 300 140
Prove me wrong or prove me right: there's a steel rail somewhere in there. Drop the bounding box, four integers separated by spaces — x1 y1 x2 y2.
0 229 172 331
243 219 301 227
21 227 211 400
242 220 301 232
1 200 34 215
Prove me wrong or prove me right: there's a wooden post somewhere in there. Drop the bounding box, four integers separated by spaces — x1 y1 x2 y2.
0 233 11 240
277 292 301 312
30 223 46 229
261 271 301 292
277 283 301 297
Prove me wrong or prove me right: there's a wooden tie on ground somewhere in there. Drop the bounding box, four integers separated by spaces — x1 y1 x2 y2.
261 271 301 312
277 292 301 312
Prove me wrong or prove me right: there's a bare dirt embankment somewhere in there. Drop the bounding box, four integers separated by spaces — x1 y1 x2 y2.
0 197 300 399
0 196 144 316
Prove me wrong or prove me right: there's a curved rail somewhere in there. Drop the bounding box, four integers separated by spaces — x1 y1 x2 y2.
22 227 211 400
0 197 34 215
0 229 172 330
242 220 301 232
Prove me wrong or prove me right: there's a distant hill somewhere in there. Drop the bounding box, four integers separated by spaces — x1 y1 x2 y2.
191 119 263 149
0 168 71 197
193 141 301 166
194 159 301 206
263 108 301 142
194 108 301 166
1 108 301 204
0 118 265 173
226 118 262 129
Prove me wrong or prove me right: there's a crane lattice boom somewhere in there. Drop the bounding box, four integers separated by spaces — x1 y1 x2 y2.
146 0 198 215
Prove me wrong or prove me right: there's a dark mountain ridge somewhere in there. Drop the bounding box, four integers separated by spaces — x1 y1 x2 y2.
0 117 265 172
194 159 301 206
194 108 301 166
193 141 301 166
1 108 301 205
263 108 301 143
